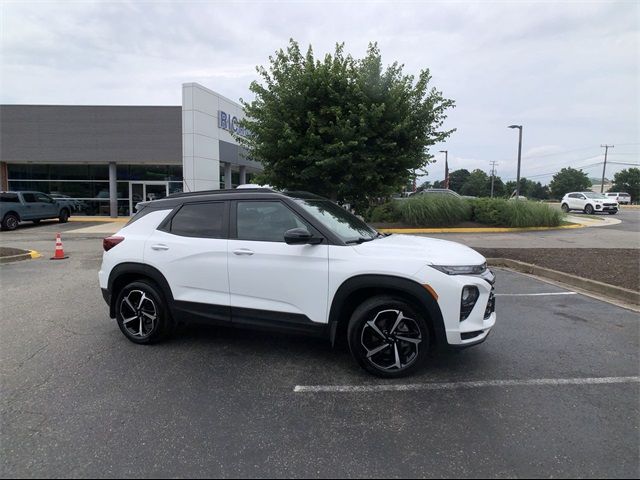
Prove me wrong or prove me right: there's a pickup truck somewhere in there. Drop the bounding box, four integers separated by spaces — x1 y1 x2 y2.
1 191 72 231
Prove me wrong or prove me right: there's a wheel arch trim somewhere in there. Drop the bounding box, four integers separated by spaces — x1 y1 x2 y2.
328 274 446 346
107 262 175 318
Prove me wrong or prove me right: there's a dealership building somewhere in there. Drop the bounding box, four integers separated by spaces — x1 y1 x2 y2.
0 83 262 216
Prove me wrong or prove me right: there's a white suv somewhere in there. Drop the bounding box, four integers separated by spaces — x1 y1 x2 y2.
605 192 631 205
561 192 618 215
99 189 496 377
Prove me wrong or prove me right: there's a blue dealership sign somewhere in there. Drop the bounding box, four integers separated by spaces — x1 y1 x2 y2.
218 110 249 137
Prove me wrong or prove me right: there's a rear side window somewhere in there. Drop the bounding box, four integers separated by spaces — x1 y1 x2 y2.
22 193 38 203
0 193 19 203
169 202 226 239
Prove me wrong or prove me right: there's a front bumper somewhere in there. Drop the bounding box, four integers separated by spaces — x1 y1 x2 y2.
595 203 618 212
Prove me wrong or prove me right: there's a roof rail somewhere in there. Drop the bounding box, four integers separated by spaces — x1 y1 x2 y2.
166 188 276 199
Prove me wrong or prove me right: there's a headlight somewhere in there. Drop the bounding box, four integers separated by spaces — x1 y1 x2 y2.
431 263 487 275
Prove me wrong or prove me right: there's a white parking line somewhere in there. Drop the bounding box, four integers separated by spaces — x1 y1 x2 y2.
494 292 577 297
293 376 640 393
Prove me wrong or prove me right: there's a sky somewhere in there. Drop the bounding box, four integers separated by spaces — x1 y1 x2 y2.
1 0 638 185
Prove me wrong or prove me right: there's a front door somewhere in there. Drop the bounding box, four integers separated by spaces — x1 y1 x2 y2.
227 200 329 327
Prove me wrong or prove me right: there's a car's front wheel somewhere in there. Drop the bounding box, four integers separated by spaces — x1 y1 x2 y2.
584 204 594 214
115 280 172 344
58 209 70 223
347 296 430 378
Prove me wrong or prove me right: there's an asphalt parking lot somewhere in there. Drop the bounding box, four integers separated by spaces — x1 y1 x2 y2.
1 230 639 478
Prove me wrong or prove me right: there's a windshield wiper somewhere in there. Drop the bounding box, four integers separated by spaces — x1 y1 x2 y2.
345 237 377 245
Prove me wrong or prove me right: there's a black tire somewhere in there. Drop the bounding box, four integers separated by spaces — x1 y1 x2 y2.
561 203 570 213
1 213 19 231
347 295 430 378
32 219 41 225
58 209 70 223
584 204 594 215
115 280 173 344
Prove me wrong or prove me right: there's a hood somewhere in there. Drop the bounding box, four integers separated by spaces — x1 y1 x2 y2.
352 234 486 266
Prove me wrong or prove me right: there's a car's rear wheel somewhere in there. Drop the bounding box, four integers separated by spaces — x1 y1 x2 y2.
1 213 19 231
58 209 70 223
561 203 570 213
347 296 430 378
115 280 172 344
584 204 594 215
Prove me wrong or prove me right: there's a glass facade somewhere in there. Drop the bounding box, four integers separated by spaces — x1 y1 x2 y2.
7 163 255 215
7 163 183 216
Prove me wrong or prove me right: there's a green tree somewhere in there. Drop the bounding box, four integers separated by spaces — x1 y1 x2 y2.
460 169 490 197
416 180 433 192
610 168 640 202
447 169 470 193
239 40 455 210
549 168 591 199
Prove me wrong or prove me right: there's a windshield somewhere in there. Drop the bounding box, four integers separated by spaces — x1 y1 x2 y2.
295 199 378 243
584 192 607 199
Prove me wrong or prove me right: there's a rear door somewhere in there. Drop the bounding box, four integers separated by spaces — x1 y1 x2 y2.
227 200 329 328
143 201 231 323
20 193 40 220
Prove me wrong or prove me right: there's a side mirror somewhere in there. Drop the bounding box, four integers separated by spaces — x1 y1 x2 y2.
284 227 322 245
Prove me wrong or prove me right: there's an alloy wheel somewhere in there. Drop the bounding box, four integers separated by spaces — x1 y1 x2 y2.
360 309 422 371
120 289 158 339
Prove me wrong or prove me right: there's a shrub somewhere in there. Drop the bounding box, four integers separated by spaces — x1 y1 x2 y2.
471 198 563 227
367 202 401 223
397 195 473 227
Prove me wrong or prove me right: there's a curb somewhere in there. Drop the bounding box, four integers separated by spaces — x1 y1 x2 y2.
378 224 583 234
0 249 40 264
487 257 640 306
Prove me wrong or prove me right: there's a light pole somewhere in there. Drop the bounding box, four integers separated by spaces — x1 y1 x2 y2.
440 150 448 189
508 125 523 199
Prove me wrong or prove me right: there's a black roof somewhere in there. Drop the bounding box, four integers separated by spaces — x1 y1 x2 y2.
139 188 325 210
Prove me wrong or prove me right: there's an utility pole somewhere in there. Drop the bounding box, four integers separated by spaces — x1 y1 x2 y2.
440 150 449 189
600 144 614 193
490 161 498 198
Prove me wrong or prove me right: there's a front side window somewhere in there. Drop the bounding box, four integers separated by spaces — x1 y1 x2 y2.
584 192 606 199
236 201 307 242
169 202 225 238
295 199 378 244
35 193 53 203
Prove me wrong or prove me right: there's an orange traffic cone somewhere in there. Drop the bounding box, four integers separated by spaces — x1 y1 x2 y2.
50 233 69 260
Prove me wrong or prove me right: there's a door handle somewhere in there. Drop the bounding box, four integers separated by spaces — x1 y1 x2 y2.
151 244 169 251
233 248 254 256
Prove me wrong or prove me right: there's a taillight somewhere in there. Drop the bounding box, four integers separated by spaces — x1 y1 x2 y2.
103 236 125 252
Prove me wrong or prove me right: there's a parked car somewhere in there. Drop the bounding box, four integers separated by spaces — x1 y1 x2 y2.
1 191 73 230
605 192 631 205
99 189 496 377
414 188 461 198
561 192 618 215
